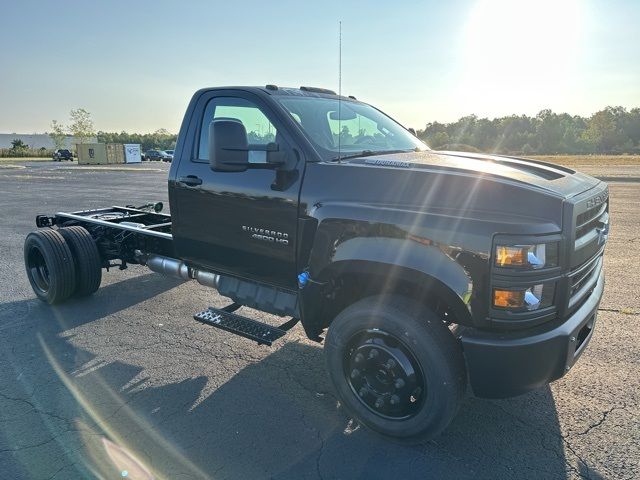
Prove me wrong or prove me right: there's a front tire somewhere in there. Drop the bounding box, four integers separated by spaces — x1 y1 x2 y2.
324 295 466 442
24 230 76 304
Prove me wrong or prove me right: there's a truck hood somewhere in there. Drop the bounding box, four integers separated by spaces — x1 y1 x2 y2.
348 150 600 199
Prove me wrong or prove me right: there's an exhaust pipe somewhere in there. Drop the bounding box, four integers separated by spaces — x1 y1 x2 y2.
146 254 190 280
193 270 220 289
140 253 220 289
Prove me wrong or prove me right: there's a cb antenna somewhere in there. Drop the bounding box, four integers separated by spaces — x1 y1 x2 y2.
337 20 342 162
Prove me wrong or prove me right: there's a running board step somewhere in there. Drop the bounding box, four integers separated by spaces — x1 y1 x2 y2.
194 307 295 346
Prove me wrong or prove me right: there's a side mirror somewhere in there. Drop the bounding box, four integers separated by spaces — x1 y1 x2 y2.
408 127 417 136
265 142 287 166
245 142 288 167
209 119 249 172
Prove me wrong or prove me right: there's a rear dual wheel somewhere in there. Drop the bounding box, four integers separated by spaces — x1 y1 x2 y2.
24 230 76 304
324 295 466 442
58 226 102 297
24 226 101 304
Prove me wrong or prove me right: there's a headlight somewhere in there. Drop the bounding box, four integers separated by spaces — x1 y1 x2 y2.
493 284 554 311
495 242 558 269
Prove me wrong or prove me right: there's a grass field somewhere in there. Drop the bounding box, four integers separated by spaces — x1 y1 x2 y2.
530 155 640 166
0 157 56 162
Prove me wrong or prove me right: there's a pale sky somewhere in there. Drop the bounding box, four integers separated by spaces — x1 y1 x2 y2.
1 0 638 134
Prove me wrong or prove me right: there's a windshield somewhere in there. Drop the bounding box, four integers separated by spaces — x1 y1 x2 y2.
274 96 428 160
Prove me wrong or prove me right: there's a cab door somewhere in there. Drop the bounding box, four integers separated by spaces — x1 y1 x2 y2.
171 91 302 290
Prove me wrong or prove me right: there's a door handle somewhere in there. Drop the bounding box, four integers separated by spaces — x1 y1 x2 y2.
178 175 202 187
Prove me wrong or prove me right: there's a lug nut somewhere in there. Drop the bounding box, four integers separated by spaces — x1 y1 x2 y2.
350 369 360 379
410 387 422 403
394 378 405 389
390 395 400 406
359 387 367 397
354 353 364 364
385 359 396 369
368 349 379 360
375 397 384 409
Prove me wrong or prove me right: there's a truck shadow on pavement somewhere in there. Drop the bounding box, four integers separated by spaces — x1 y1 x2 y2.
0 274 605 479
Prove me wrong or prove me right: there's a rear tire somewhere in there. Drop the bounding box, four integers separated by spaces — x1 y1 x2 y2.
58 226 102 297
24 230 76 304
324 295 466 442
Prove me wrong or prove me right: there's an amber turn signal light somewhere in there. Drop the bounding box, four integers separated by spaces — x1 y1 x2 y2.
495 246 528 267
493 289 526 308
494 242 557 270
493 284 551 311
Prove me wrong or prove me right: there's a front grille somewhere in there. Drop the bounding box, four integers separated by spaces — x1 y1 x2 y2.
563 186 609 315
570 259 598 297
568 254 602 312
576 201 608 241
571 189 609 270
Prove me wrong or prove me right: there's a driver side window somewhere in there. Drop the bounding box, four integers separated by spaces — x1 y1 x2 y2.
197 97 277 160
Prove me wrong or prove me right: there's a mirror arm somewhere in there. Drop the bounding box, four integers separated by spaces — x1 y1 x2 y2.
222 146 249 152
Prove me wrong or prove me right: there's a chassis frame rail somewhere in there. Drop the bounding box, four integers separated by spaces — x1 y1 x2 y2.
36 206 176 263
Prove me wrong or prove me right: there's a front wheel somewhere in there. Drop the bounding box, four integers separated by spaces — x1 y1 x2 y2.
324 295 466 442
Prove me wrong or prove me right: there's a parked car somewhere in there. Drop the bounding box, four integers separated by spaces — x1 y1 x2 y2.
143 150 172 162
52 149 73 161
161 150 174 162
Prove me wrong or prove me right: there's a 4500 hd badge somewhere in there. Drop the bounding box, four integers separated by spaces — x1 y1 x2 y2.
242 225 289 245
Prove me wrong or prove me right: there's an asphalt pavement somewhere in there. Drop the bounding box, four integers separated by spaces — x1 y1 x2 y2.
0 160 638 479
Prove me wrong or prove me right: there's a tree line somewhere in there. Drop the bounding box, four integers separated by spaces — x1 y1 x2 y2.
47 109 177 152
96 129 177 152
416 106 640 155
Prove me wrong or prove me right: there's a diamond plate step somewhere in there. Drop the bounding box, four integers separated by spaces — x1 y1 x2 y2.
194 307 288 346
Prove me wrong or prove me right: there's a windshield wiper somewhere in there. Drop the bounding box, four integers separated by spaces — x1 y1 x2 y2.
330 149 415 162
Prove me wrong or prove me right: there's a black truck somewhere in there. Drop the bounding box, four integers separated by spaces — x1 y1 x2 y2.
24 86 609 441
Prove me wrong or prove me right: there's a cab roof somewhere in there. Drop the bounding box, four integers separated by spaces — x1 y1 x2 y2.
197 85 358 102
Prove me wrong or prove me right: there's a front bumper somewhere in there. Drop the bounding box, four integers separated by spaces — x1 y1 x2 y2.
460 269 604 398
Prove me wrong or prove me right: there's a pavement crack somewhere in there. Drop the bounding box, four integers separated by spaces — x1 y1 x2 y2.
561 438 598 480
315 426 326 480
575 404 626 436
488 401 600 479
0 430 67 454
46 461 76 480
0 391 72 426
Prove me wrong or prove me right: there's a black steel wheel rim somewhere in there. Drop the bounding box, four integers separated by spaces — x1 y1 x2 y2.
27 246 50 293
344 329 425 420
